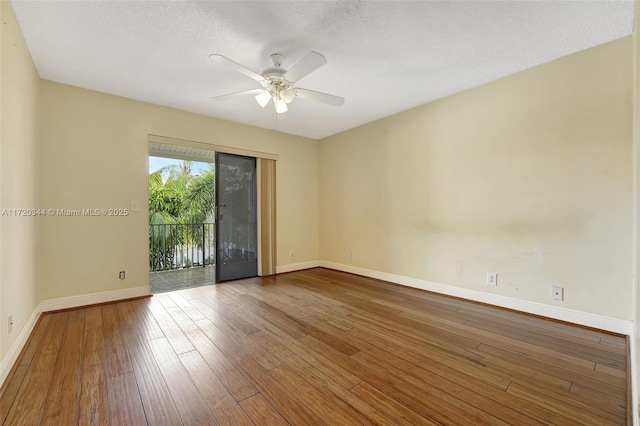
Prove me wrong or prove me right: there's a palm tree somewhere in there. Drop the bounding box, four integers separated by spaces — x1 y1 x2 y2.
149 160 215 270
149 167 180 270
182 163 215 225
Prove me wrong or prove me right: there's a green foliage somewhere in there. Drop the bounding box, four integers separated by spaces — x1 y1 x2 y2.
183 164 215 225
148 161 215 222
149 160 215 271
149 211 177 270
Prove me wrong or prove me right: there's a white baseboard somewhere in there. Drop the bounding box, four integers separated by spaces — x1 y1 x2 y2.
39 285 150 313
0 305 41 388
0 285 150 388
276 260 321 274
320 261 633 335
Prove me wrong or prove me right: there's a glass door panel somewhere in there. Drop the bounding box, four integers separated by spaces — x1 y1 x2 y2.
215 153 258 282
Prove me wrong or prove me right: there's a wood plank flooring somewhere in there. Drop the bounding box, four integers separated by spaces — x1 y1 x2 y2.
0 268 628 425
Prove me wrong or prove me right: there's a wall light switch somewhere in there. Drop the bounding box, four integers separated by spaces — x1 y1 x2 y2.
487 272 497 286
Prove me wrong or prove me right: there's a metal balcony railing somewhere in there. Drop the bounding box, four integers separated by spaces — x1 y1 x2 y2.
149 223 215 272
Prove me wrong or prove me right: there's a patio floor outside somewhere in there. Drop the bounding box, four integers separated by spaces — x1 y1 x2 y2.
150 265 215 293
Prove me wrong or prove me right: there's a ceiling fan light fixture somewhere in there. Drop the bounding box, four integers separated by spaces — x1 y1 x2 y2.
255 91 271 108
274 97 288 113
280 88 295 104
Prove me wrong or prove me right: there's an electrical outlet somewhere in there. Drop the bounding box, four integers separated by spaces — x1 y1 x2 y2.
289 251 295 259
551 286 564 301
348 252 355 260
8 315 13 334
119 271 125 280
487 272 497 286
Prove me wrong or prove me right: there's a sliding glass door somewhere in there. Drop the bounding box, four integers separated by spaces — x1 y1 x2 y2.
215 153 258 282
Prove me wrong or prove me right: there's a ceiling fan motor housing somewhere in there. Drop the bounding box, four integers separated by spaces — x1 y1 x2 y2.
262 52 287 79
261 67 286 80
261 55 294 102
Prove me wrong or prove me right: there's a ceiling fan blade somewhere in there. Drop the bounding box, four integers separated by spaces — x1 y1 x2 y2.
283 51 327 83
212 89 266 101
210 54 265 82
293 88 344 107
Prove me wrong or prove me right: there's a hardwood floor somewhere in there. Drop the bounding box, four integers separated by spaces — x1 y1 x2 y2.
0 268 628 425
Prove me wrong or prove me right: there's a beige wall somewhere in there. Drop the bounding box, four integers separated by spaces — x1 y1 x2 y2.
0 1 40 360
320 37 633 320
38 81 319 300
1 0 4 364
633 1 639 421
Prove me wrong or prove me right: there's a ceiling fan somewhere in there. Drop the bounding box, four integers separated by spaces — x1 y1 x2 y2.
209 51 344 114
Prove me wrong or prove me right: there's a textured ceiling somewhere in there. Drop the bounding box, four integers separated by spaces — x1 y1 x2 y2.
11 1 635 140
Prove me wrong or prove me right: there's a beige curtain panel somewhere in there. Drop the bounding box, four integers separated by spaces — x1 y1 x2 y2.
259 158 277 276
